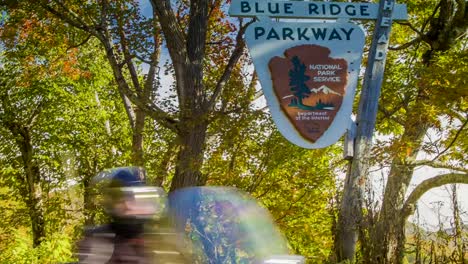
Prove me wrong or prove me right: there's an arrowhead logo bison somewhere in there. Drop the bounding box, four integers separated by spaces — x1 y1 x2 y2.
245 21 365 148
269 45 348 142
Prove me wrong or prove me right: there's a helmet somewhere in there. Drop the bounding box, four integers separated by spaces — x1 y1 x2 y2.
93 167 167 221
94 166 145 187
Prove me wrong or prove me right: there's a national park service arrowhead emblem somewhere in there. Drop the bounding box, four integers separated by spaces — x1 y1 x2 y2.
245 21 365 148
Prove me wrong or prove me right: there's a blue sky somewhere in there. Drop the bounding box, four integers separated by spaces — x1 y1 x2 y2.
139 0 152 18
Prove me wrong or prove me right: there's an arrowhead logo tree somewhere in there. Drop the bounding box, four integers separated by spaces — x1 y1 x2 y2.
245 21 365 148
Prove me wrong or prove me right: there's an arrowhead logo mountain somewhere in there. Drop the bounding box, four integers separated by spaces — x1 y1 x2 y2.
245 21 365 148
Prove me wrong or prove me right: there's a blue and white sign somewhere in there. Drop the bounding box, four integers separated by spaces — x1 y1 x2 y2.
229 0 408 20
229 0 407 149
245 21 365 148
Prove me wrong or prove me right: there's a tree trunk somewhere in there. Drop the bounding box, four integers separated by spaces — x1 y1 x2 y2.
41 0 243 193
151 0 210 192
369 103 429 264
170 121 208 192
132 108 146 166
11 125 45 247
451 185 465 264
371 4 468 255
82 173 97 226
368 102 468 264
27 198 45 247
336 162 364 261
154 138 177 187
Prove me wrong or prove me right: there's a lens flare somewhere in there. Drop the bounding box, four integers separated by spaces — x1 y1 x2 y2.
168 187 289 263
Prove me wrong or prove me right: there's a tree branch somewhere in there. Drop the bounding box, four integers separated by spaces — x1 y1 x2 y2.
411 160 468 173
119 82 179 133
454 0 467 24
97 27 136 128
26 100 45 128
389 36 422 50
150 0 188 108
135 55 152 64
150 0 187 60
40 1 93 33
408 118 467 170
430 117 468 161
66 34 93 50
97 17 177 132
275 191 308 222
402 173 468 221
42 0 178 133
143 17 162 101
115 6 142 94
204 20 254 112
378 104 405 126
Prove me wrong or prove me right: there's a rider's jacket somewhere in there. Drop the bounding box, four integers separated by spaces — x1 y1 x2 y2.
76 224 190 264
77 225 148 264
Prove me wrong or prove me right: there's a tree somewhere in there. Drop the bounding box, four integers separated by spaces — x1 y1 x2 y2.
0 8 79 246
0 52 129 260
0 6 132 249
336 0 468 263
17 0 254 192
289 56 311 107
51 41 135 225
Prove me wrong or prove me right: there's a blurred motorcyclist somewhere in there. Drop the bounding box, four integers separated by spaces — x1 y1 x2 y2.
75 167 304 264
76 167 167 263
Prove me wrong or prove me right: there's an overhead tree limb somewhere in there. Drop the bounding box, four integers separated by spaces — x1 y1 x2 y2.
26 100 45 128
401 173 468 221
118 78 180 132
150 0 188 109
41 0 179 133
411 160 468 173
446 108 467 122
100 30 178 133
204 20 253 112
54 0 97 27
275 190 309 222
421 1 442 33
430 117 468 161
454 0 466 21
378 104 405 126
186 0 209 63
389 36 422 50
66 34 93 50
150 0 187 61
143 58 159 102
207 0 222 18
396 21 424 35
115 6 142 94
40 1 93 32
97 32 137 128
135 55 152 64
407 118 467 171
144 10 163 101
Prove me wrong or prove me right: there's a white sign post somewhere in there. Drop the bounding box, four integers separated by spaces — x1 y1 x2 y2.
230 2 408 260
